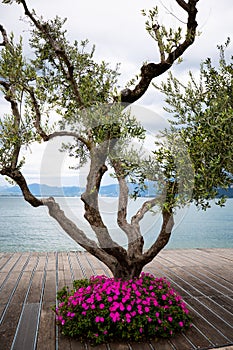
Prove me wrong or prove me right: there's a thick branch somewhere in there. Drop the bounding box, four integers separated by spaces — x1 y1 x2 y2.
43 197 117 271
81 147 128 262
0 168 43 207
142 209 174 264
111 159 144 258
120 0 198 103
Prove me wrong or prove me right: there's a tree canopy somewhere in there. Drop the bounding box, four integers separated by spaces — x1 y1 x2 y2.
4 0 232 280
155 40 233 209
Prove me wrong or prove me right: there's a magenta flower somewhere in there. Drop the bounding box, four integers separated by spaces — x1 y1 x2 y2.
110 311 120 322
126 304 132 311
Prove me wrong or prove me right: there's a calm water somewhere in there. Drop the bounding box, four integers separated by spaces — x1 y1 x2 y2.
0 197 233 252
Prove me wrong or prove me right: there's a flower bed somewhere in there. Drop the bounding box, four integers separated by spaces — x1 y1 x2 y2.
53 272 192 345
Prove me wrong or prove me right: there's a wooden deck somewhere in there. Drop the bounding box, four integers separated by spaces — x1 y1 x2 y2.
0 248 232 350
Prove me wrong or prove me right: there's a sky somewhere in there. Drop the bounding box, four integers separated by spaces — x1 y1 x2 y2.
0 0 232 187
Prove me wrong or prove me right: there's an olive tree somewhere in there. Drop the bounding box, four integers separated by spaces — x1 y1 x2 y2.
0 0 199 279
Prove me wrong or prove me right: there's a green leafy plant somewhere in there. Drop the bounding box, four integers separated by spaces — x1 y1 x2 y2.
53 273 192 345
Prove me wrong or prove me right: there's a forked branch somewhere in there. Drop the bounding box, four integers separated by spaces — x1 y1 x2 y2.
120 0 199 103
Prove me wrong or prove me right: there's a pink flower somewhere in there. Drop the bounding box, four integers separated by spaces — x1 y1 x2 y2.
95 316 105 323
139 327 143 333
110 311 120 322
126 304 132 311
179 321 184 327
119 303 125 311
125 313 131 323
99 303 105 309
162 294 167 300
168 316 173 322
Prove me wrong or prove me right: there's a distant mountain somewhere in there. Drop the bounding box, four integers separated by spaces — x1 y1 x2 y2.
0 182 157 197
0 183 83 197
0 183 233 198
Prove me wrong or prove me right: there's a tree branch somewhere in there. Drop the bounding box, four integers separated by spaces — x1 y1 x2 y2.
81 146 129 262
0 168 43 207
42 197 117 271
0 81 22 169
0 24 9 46
111 159 144 258
131 197 158 225
19 0 84 107
27 87 90 147
120 0 199 103
141 209 174 264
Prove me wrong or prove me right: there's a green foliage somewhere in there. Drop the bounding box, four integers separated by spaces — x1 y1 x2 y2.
0 13 120 172
142 7 183 56
53 273 192 345
154 40 233 209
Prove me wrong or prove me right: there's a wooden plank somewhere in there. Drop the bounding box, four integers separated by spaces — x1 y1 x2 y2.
36 303 56 350
184 266 233 296
169 267 229 298
183 325 213 349
150 338 175 350
187 298 233 341
187 308 230 346
36 254 56 350
0 270 33 349
85 253 111 277
211 295 233 314
0 253 22 273
128 342 152 350
0 250 233 350
26 255 47 304
76 252 94 278
108 342 130 350
169 332 195 349
196 296 233 326
11 303 40 350
67 252 85 281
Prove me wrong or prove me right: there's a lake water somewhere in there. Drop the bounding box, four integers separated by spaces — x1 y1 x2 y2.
0 197 233 252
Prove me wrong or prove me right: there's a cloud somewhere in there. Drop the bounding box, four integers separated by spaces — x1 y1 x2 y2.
0 0 232 185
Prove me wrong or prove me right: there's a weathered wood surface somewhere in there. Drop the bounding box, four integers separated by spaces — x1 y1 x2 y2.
0 249 232 350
